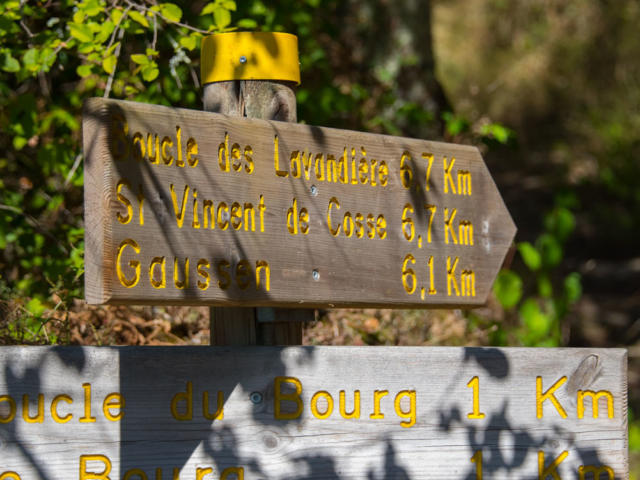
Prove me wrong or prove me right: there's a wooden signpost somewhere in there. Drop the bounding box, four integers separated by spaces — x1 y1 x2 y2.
0 346 627 479
83 98 516 308
0 32 626 480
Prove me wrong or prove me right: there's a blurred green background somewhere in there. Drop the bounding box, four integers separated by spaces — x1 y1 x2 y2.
0 0 638 475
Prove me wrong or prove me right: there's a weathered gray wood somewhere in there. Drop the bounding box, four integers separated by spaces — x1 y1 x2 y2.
0 346 627 479
83 97 516 308
204 80 307 346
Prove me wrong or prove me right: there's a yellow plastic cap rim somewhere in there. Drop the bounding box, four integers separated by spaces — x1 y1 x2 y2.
201 32 300 85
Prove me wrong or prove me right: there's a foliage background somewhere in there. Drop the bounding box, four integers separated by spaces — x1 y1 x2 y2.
0 0 638 474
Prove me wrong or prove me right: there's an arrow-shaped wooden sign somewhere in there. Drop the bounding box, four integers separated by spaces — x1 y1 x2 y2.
83 98 516 307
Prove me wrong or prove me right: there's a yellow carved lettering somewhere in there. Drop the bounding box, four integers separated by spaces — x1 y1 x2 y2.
444 157 456 194
577 390 614 419
311 391 333 419
147 133 160 164
175 126 183 167
274 376 303 420
370 390 388 419
273 135 288 177
149 257 166 289
51 394 73 423
171 381 193 421
197 259 210 290
196 468 212 480
187 138 198 167
103 393 124 422
0 395 16 423
173 257 189 289
79 454 112 480
116 180 133 224
255 260 270 292
444 208 458 244
394 390 416 428
423 153 434 191
123 469 147 480
80 383 96 423
170 184 189 228
536 376 568 419
466 377 485 419
202 390 224 420
446 256 460 297
0 472 21 480
579 465 614 480
116 239 140 288
220 468 244 480
219 133 230 172
538 450 568 480
161 136 174 165
339 390 360 419
22 394 44 423
471 450 482 480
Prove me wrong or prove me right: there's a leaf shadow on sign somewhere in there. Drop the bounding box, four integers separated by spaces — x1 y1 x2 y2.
0 347 90 480
116 346 413 479
434 347 620 480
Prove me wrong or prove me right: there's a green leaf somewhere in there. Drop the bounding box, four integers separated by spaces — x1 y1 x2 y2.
129 10 149 28
519 298 552 338
442 111 470 136
130 54 149 65
160 3 182 23
1 52 20 72
26 297 46 316
84 0 103 17
536 234 563 269
13 136 27 150
517 242 541 271
102 55 117 74
222 0 236 10
73 10 86 24
237 18 258 29
142 63 159 81
95 20 115 44
544 207 575 242
111 9 123 24
564 272 582 304
493 270 522 309
200 2 217 15
480 123 513 144
77 64 93 77
179 35 198 51
22 48 39 71
69 23 94 43
537 274 553 298
213 7 232 29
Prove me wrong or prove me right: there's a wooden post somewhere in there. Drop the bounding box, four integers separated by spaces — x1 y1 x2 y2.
201 33 313 345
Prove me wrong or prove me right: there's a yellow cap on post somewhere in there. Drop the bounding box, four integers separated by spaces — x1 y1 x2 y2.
201 32 300 85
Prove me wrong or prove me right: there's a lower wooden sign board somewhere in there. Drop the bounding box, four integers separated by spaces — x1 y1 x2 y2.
0 347 626 479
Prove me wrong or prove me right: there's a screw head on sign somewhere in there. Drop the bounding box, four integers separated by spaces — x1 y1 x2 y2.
310 185 318 196
312 270 320 281
250 392 263 404
239 55 247 64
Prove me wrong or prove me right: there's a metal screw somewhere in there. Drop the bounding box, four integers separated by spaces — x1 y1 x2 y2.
249 391 263 404
312 269 320 281
239 55 247 64
310 185 318 196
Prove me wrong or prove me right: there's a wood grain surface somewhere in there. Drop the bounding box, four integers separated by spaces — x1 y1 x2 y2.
0 346 626 479
83 98 516 307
